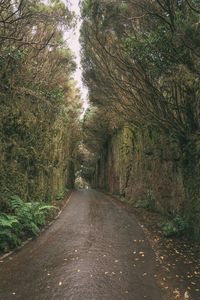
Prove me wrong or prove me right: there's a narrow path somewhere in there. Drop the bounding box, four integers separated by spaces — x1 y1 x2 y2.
0 190 162 300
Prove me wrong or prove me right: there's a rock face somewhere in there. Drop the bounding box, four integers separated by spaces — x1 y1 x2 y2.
0 94 76 203
93 126 184 216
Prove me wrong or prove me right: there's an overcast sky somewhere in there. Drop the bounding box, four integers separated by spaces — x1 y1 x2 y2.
67 0 89 111
43 0 88 111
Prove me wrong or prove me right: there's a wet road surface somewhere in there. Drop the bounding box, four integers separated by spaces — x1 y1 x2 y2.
0 190 162 300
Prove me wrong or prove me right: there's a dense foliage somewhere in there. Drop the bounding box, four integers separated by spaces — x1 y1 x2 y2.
81 0 200 240
0 195 56 251
0 0 82 206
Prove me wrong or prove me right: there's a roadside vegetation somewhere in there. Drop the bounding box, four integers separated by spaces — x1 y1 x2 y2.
0 195 56 252
0 0 82 252
80 0 200 241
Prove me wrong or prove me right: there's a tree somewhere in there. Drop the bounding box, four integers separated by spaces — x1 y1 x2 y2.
81 0 200 240
0 0 82 204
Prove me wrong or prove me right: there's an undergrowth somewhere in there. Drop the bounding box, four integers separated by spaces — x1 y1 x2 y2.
162 215 187 237
0 195 56 252
55 187 69 201
134 198 155 211
134 190 156 211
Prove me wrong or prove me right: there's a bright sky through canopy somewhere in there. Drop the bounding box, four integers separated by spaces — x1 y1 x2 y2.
67 0 88 111
43 0 88 111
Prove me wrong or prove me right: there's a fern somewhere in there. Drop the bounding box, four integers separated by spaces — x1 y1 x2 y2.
56 190 65 200
9 197 55 236
0 214 19 228
0 230 21 250
0 214 21 251
32 203 57 226
0 195 57 252
10 195 24 211
162 215 187 237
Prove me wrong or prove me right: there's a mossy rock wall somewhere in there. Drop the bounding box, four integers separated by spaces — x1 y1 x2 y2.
94 126 184 216
0 94 75 205
94 126 200 240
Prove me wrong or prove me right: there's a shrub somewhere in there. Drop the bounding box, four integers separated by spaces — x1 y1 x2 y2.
134 190 156 211
55 187 69 201
10 195 57 235
55 190 65 201
0 196 57 252
162 215 187 237
0 214 21 251
134 198 150 209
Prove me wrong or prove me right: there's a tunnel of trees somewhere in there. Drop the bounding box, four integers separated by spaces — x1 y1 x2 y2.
80 0 200 241
0 0 200 252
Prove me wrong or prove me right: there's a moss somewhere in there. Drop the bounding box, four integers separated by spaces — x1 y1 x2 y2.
93 124 200 241
0 94 78 205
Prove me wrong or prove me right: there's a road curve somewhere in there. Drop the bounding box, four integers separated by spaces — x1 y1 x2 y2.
0 190 162 300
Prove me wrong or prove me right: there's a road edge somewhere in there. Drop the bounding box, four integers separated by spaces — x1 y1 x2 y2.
0 191 74 261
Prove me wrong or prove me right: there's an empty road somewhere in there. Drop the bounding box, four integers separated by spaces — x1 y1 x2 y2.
0 190 162 300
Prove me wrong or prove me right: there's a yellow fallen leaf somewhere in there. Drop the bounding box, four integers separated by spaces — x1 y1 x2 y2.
184 291 189 299
173 289 180 299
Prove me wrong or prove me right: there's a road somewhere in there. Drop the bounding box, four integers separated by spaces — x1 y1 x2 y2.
0 190 162 300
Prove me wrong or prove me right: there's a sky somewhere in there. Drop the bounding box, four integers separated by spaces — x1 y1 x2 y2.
67 0 89 111
43 0 89 111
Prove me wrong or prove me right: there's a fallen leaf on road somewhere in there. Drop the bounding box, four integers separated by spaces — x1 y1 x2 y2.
184 291 189 299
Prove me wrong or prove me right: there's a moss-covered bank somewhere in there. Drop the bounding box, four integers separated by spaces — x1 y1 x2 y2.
0 92 80 207
92 126 200 241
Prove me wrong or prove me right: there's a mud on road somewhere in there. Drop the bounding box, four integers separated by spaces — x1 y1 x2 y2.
0 190 162 300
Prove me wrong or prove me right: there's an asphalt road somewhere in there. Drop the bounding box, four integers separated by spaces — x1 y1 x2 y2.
0 190 162 300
